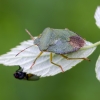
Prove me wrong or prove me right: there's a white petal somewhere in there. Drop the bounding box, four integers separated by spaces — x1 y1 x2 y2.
95 55 100 81
94 6 100 28
0 39 96 77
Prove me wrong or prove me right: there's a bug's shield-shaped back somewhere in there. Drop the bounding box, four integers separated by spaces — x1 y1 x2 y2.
34 28 85 54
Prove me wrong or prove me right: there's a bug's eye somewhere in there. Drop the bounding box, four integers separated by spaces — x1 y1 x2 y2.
14 72 26 79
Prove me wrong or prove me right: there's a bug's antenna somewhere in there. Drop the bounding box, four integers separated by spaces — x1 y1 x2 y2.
15 45 33 56
25 29 34 40
15 29 34 57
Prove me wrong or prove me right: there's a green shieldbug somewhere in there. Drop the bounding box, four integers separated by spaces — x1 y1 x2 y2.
16 28 90 72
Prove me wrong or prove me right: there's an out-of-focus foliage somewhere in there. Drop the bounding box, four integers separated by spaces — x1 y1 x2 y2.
94 6 100 28
0 0 100 100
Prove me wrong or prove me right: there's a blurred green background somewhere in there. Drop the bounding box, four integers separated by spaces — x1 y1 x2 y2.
0 0 100 100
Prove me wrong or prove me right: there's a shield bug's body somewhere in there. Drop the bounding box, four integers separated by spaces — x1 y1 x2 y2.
14 66 40 81
34 28 85 54
16 28 90 72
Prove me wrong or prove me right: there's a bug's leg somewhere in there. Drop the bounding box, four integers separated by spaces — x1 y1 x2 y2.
50 53 64 72
16 66 22 72
60 54 90 61
30 51 43 69
15 45 33 56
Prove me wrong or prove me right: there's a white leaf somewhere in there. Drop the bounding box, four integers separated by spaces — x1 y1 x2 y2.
94 6 100 28
95 55 100 81
0 38 96 77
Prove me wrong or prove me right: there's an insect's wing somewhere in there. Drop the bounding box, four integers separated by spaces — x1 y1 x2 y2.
47 38 74 54
26 74 40 81
47 29 83 54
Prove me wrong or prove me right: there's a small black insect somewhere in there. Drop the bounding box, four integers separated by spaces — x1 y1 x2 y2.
14 66 40 81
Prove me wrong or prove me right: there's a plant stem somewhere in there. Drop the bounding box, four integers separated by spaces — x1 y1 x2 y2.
81 41 100 50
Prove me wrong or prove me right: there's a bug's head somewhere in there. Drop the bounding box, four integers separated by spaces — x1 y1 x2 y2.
14 71 26 79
